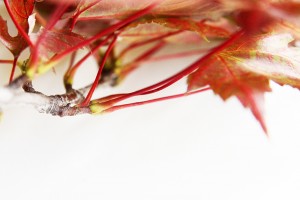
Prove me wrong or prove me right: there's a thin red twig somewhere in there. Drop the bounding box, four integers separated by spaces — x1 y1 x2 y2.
0 60 14 64
118 30 181 59
70 0 102 30
102 30 245 106
30 2 72 70
9 56 19 84
64 35 113 88
81 35 118 107
103 87 211 113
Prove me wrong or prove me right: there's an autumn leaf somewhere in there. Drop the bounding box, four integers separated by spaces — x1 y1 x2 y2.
0 0 35 57
106 16 232 84
122 17 231 42
69 0 223 20
188 33 300 132
9 0 35 25
30 29 85 59
149 18 230 40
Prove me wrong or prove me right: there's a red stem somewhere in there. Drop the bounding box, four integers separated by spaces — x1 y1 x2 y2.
68 51 77 71
118 42 166 79
65 35 113 84
118 30 181 59
93 94 126 104
80 35 118 107
135 42 165 62
49 4 157 64
64 51 77 91
142 49 209 63
3 0 34 47
70 0 102 30
103 87 210 113
9 56 19 83
103 30 244 106
31 3 71 69
0 60 14 64
34 11 47 27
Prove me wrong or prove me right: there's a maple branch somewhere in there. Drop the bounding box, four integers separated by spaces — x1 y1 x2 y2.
0 81 91 116
0 82 208 117
8 74 29 89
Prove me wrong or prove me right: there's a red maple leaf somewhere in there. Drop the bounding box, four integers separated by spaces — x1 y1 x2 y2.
0 0 35 56
188 33 300 132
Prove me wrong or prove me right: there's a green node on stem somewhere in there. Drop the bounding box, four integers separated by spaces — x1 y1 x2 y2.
89 103 108 114
26 60 59 79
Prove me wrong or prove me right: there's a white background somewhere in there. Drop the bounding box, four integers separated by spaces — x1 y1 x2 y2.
1 3 300 200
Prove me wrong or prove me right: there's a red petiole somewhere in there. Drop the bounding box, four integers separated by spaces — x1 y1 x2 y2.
0 60 14 64
118 30 182 59
80 34 119 107
103 87 211 113
9 56 19 83
30 2 72 70
64 34 114 90
99 30 244 107
70 0 102 30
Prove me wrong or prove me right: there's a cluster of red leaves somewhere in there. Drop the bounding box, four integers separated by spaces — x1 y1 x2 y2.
1 0 300 133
